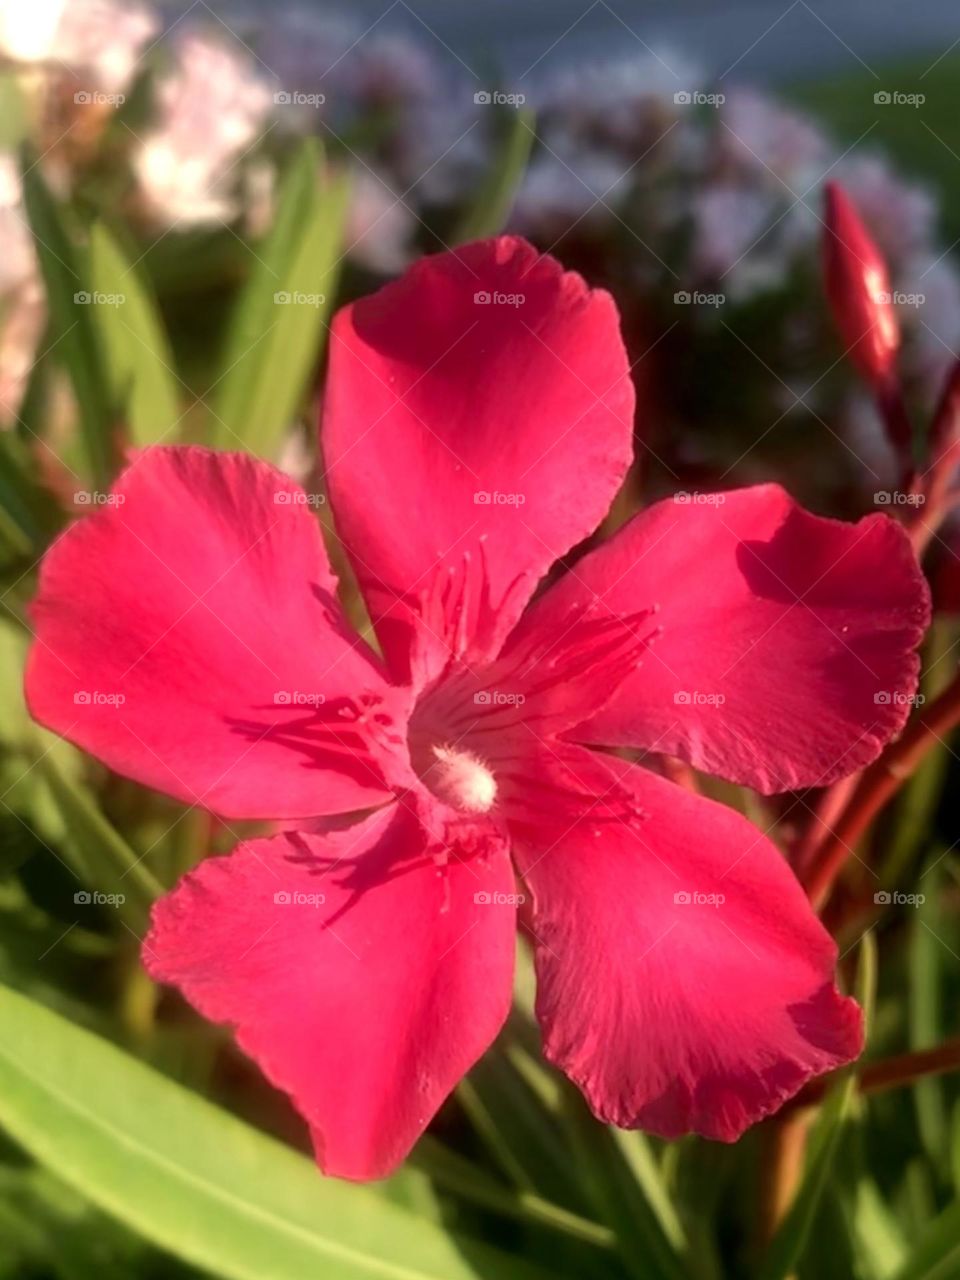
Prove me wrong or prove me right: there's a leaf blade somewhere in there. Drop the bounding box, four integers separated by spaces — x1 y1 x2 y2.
88 223 181 446
0 982 552 1280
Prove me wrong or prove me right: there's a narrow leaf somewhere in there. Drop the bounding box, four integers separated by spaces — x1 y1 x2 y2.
0 983 552 1280
889 1198 960 1280
758 933 875 1280
20 154 114 484
88 223 180 445
212 141 348 456
453 107 536 242
37 752 163 927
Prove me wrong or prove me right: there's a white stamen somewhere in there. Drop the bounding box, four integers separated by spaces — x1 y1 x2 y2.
430 745 497 813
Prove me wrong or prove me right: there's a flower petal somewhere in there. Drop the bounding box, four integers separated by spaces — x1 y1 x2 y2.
144 805 517 1179
323 236 634 686
27 447 410 820
510 745 862 1141
513 484 929 793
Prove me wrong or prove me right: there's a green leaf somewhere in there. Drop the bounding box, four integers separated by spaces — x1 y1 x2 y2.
549 1077 692 1280
88 224 181 446
457 1049 581 1208
758 1080 857 1280
757 933 876 1280
20 154 114 485
910 856 950 1171
0 73 28 150
36 753 163 928
212 141 348 456
409 1136 613 1249
453 107 536 242
0 1162 149 1279
889 1197 960 1280
0 433 53 555
851 1176 908 1279
0 983 552 1280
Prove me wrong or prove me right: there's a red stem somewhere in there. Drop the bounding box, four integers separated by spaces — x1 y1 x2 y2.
790 1036 960 1110
802 669 960 908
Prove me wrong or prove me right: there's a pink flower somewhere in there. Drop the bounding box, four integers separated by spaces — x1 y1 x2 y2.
26 237 929 1180
823 181 900 390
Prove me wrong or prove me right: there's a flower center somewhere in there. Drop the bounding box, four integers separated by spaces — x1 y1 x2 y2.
419 743 497 814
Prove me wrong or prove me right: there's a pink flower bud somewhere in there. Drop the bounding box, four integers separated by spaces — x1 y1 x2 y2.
823 181 899 388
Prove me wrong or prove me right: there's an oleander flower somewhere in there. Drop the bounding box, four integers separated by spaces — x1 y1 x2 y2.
134 30 272 226
0 0 155 89
823 181 900 391
26 237 930 1180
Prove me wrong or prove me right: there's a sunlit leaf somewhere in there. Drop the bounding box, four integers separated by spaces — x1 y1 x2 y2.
89 224 181 446
20 153 114 485
212 140 348 457
0 983 552 1280
453 107 536 242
